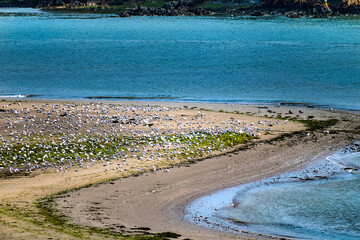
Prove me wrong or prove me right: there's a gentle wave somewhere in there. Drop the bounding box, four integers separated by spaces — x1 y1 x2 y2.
0 94 42 98
85 96 181 100
0 94 28 98
186 144 360 239
3 38 360 47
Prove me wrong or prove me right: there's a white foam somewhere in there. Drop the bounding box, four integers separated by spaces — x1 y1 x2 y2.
0 95 28 98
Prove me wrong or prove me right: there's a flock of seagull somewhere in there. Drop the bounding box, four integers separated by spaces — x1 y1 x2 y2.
0 102 286 175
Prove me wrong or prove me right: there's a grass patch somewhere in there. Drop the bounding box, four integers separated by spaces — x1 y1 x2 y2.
134 0 166 8
0 133 131 168
1 131 252 172
299 118 339 131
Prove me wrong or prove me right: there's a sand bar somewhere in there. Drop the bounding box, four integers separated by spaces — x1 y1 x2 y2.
0 99 359 240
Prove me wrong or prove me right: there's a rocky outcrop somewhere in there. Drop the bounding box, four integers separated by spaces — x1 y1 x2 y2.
12 0 360 17
119 0 212 16
37 0 212 16
38 0 109 8
258 0 332 16
337 0 360 13
257 0 360 16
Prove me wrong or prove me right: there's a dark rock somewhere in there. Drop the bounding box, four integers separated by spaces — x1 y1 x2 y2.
300 176 315 181
191 8 211 15
312 3 332 17
315 175 329 179
337 0 360 13
251 11 265 16
285 11 301 17
257 0 332 17
119 12 130 17
122 1 212 17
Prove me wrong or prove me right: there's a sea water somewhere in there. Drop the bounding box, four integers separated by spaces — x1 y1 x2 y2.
187 146 360 239
1 8 360 110
2 8 360 239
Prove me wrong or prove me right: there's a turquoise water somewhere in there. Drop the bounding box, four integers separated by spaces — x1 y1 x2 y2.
1 8 360 110
187 147 360 239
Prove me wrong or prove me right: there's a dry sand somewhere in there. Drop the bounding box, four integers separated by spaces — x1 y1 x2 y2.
0 99 359 240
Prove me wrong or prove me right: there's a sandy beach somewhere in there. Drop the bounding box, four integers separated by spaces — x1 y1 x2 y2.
0 99 359 240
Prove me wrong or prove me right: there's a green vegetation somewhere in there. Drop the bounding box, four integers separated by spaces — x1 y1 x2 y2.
134 0 166 8
299 118 339 131
0 134 130 169
0 195 181 239
42 0 169 13
256 112 339 132
198 3 249 10
1 130 252 173
198 3 227 8
79 5 106 9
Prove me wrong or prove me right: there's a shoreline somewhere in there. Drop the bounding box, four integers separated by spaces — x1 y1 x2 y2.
2 95 360 113
0 99 359 239
2 96 359 115
50 100 359 240
1 5 358 18
186 143 360 239
56 123 355 240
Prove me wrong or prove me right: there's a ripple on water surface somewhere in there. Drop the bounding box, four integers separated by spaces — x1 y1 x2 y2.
1 8 360 110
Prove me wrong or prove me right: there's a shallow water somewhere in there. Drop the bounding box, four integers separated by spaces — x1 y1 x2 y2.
1 8 360 110
187 147 360 240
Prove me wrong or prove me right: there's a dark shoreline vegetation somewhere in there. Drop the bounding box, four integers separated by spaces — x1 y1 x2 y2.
0 113 353 239
1 0 360 18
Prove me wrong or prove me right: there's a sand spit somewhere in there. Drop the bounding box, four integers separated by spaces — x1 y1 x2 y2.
0 100 359 240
